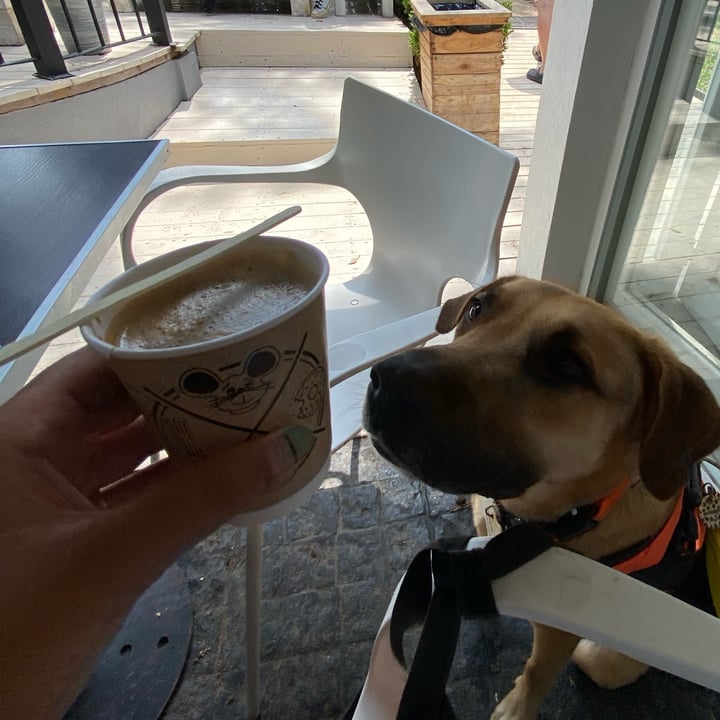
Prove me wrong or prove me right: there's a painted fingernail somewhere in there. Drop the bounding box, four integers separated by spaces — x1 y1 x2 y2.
283 424 315 459
265 425 315 481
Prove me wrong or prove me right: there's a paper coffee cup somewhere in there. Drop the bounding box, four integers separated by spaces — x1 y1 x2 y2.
81 235 331 521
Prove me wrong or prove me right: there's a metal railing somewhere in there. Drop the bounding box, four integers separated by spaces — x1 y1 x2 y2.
4 0 172 79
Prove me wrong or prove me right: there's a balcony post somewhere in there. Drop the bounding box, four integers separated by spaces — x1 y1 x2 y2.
10 0 70 78
143 0 171 46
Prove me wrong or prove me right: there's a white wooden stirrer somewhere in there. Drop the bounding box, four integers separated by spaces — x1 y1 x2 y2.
0 205 302 367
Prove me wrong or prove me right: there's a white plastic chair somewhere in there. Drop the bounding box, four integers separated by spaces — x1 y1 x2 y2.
119 76 519 718
351 535 720 719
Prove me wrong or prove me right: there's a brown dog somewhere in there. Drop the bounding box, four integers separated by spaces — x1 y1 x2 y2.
363 275 720 720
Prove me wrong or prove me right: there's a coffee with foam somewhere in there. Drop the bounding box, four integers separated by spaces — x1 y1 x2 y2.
106 261 313 350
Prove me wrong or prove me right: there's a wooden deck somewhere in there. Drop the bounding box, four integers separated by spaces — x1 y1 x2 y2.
0 14 409 111
12 15 541 376
157 67 424 165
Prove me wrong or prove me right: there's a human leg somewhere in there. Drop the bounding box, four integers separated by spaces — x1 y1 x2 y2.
527 0 554 84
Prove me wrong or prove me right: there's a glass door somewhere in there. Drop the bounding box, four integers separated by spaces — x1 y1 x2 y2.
596 0 720 399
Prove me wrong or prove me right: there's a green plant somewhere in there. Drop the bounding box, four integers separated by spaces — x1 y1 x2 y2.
408 26 420 57
699 41 719 96
698 11 720 95
399 0 420 57
500 0 512 63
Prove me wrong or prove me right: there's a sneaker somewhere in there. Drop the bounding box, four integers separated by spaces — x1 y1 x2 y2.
311 0 334 17
526 67 543 84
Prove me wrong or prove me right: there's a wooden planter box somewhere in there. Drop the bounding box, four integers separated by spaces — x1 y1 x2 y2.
410 0 510 145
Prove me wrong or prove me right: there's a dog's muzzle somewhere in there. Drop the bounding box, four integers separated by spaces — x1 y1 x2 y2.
362 349 538 498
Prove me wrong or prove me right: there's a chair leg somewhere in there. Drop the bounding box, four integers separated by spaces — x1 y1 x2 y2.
246 524 263 719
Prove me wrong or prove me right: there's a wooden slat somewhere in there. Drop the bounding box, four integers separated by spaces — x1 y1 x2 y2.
428 28 503 55
426 51 501 75
165 140 337 167
437 110 498 132
429 72 500 95
476 130 499 145
419 41 433 67
431 92 499 114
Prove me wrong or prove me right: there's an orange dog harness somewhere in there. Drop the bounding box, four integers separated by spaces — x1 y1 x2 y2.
494 468 706 589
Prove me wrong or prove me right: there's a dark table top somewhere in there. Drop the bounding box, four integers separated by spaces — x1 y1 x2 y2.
0 139 169 399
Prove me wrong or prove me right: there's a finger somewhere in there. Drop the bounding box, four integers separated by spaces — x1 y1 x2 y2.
78 417 164 501
3 348 139 448
98 426 316 585
1 349 145 480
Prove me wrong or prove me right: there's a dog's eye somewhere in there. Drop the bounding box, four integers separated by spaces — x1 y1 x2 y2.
526 329 596 390
466 297 484 322
554 350 591 384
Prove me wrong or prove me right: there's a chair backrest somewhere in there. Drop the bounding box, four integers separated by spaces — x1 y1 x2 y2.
324 77 519 309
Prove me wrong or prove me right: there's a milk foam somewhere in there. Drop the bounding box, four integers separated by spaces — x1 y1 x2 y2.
107 265 311 350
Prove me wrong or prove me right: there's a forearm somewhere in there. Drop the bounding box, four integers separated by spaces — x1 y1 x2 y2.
0 531 135 720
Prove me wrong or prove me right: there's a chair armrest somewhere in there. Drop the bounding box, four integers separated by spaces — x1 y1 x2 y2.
470 538 720 692
328 306 441 388
120 153 336 269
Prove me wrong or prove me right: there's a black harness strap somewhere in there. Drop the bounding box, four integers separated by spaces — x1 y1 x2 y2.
391 525 553 720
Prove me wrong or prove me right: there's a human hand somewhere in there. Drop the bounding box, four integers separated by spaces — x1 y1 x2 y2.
0 347 309 720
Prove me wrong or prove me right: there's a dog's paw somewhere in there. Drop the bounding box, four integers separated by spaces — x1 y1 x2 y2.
490 680 539 720
572 639 649 689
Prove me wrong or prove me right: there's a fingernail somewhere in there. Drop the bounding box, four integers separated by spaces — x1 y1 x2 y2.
283 424 315 458
266 425 315 479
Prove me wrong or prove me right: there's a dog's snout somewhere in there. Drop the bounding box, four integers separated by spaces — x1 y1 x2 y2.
364 353 431 432
368 363 381 392
368 356 402 394
365 353 435 418
362 346 538 497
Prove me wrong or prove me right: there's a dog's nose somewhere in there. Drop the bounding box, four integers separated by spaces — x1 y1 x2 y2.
367 355 419 406
365 353 438 427
364 355 415 431
363 355 420 438
368 357 399 393
368 363 380 391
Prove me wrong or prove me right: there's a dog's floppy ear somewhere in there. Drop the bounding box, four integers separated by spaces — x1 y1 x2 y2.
436 290 476 334
637 339 720 499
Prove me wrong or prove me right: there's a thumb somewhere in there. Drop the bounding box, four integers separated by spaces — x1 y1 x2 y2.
98 425 315 584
